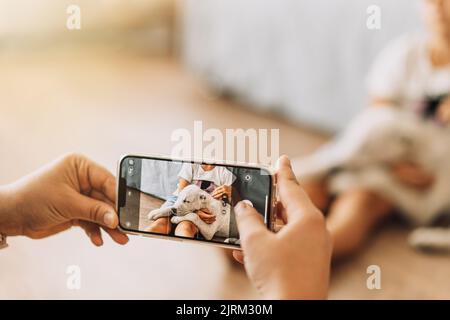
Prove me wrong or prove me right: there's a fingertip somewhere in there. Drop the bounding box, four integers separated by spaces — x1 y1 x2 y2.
118 234 130 245
232 250 244 264
276 155 291 169
91 234 103 247
233 200 267 241
103 227 130 245
103 211 118 229
276 155 297 185
234 200 253 217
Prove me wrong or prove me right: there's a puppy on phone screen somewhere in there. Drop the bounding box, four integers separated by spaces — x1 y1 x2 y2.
148 184 231 240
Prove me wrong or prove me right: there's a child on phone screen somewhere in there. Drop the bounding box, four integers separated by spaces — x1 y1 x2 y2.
146 163 235 238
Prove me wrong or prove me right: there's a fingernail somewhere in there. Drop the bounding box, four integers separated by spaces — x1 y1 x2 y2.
277 155 292 170
103 212 116 228
234 201 246 211
95 237 104 247
121 235 129 245
234 200 253 216
282 154 291 164
242 200 253 207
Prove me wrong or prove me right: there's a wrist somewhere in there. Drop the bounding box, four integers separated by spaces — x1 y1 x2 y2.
268 290 327 300
0 185 23 236
268 289 327 300
264 278 328 300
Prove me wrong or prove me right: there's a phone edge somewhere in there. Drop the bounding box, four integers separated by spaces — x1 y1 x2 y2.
115 153 278 251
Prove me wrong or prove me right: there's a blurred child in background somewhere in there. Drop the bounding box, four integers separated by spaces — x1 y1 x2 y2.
297 0 450 258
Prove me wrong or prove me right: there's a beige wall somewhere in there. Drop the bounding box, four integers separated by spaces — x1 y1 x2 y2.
0 0 175 55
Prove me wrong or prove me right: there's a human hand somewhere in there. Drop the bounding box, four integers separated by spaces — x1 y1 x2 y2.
0 153 129 246
232 155 332 299
391 161 434 190
197 208 216 224
436 96 450 124
211 185 232 200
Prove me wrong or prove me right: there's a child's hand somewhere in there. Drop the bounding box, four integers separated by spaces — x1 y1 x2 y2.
197 208 216 224
437 97 450 124
232 156 331 299
391 161 435 190
0 153 129 246
211 185 232 199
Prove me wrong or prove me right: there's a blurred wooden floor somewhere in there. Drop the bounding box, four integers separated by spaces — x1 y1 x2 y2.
0 48 449 299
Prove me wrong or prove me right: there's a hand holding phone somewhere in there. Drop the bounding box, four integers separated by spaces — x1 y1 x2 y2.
117 154 276 249
232 156 332 299
0 153 128 246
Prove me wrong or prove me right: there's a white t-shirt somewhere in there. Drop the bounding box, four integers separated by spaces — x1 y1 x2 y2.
367 34 450 111
177 163 235 187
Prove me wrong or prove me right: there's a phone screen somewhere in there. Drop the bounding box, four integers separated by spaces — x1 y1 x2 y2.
117 156 274 246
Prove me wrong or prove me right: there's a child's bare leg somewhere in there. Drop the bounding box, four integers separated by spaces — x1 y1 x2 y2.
301 179 330 212
327 189 393 259
146 217 171 234
175 221 199 238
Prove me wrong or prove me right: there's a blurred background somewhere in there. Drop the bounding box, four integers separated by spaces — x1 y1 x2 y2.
1 0 449 299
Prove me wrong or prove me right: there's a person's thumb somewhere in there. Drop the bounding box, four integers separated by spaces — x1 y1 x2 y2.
74 193 118 229
234 200 268 245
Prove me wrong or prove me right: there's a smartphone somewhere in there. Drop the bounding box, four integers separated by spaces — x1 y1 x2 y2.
116 154 277 249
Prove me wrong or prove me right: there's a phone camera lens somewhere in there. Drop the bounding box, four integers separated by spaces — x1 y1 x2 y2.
128 166 134 176
128 159 135 165
244 174 252 182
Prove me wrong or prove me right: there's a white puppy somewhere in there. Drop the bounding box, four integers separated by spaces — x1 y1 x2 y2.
147 184 231 240
293 108 450 252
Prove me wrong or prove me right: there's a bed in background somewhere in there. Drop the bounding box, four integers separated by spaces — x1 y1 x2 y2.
178 0 422 132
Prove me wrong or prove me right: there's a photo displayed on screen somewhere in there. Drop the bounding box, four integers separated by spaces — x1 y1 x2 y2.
119 157 272 245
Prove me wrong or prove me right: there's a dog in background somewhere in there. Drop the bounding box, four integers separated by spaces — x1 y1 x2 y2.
293 107 450 252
